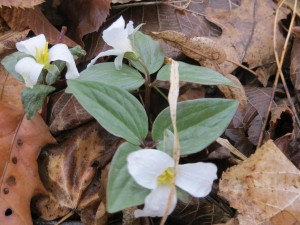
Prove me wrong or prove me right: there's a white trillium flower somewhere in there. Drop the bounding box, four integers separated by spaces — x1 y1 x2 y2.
127 149 218 217
15 34 79 88
88 16 142 70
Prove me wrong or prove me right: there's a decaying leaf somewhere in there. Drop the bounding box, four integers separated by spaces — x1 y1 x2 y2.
0 29 29 55
0 0 44 8
0 66 24 111
61 0 111 45
37 121 121 224
0 102 56 225
217 74 247 111
219 140 300 225
151 30 226 64
203 0 287 77
290 36 300 94
47 91 93 134
0 7 77 46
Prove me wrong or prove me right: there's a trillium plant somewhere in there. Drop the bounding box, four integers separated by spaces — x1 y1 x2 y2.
2 16 238 221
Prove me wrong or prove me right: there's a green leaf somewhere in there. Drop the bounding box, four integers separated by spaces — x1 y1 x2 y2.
79 62 145 91
152 99 238 155
157 61 238 87
46 64 60 85
130 31 164 75
1 52 28 81
22 85 55 119
67 79 148 145
107 142 150 213
70 45 86 60
157 129 174 157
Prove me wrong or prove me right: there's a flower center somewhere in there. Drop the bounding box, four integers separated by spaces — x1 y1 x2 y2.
35 42 49 65
157 168 175 186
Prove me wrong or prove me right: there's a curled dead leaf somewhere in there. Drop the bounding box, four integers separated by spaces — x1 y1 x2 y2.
151 30 226 64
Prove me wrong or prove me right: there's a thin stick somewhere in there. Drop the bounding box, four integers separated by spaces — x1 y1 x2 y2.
216 138 247 161
54 211 74 225
257 0 298 146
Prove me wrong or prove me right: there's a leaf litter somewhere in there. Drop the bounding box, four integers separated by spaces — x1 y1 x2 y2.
0 0 300 225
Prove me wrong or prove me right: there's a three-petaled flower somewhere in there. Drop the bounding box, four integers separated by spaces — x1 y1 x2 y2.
88 16 142 70
127 149 217 217
15 34 79 88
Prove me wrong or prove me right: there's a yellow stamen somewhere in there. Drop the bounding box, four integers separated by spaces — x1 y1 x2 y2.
157 168 175 186
35 42 49 65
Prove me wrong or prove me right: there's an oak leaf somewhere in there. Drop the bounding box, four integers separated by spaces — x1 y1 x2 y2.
0 102 56 225
219 140 300 225
202 0 287 80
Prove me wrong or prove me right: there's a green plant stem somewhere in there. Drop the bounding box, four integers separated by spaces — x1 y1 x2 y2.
153 86 168 101
138 59 151 117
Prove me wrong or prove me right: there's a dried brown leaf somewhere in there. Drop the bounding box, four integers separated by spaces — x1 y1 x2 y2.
0 29 29 54
217 74 247 111
290 36 300 93
0 102 56 225
0 67 24 111
151 30 226 64
61 0 111 45
219 140 300 225
0 7 77 46
203 0 287 77
47 91 93 134
37 121 120 224
0 0 44 8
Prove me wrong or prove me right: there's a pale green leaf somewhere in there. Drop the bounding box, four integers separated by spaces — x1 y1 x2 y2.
152 99 238 155
157 61 237 87
107 142 150 213
130 31 164 75
79 62 144 91
22 85 55 119
1 52 28 81
67 79 148 145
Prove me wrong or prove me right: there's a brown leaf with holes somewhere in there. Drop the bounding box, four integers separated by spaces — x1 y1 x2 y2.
61 0 111 45
0 29 29 55
0 0 44 8
36 121 120 224
202 0 287 78
0 66 24 111
0 7 77 46
48 91 93 134
151 30 226 64
219 140 300 225
0 102 56 225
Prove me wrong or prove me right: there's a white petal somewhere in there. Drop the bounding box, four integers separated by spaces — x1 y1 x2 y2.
134 185 177 218
15 57 43 88
106 16 125 31
176 163 217 198
103 17 133 53
49 44 79 79
114 54 124 70
16 34 46 57
127 149 174 189
87 49 123 68
125 21 135 34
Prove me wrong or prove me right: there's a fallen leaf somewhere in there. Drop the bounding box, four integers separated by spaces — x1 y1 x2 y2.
0 29 29 55
37 121 120 224
290 35 300 94
217 74 247 111
219 140 300 225
61 0 111 45
151 30 226 64
0 102 56 225
0 66 24 111
0 7 77 46
202 0 287 77
47 91 93 134
0 0 44 8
